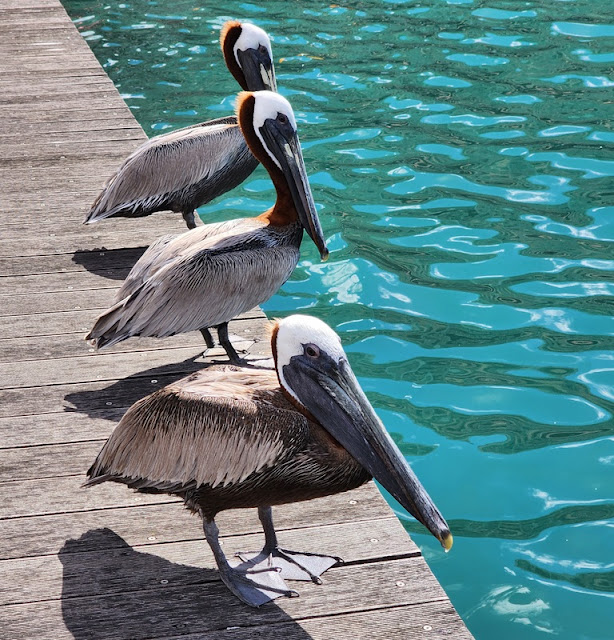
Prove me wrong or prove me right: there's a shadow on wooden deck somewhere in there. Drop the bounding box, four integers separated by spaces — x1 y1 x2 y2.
70 246 148 281
64 355 207 420
60 529 316 639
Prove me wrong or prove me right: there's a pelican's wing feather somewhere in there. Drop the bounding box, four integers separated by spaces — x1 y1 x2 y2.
86 116 252 221
87 219 299 347
85 368 309 491
111 218 251 302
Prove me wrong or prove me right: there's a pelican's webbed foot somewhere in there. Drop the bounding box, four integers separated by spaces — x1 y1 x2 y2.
203 517 297 607
221 558 298 607
240 506 342 584
236 547 341 584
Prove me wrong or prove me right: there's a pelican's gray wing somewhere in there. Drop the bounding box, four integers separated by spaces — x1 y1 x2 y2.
87 219 300 347
85 367 309 492
112 218 246 302
85 116 258 223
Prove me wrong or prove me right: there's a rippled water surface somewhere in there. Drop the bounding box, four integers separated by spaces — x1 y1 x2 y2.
64 1 614 637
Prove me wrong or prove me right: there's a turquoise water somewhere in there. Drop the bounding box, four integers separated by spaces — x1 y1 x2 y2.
64 1 614 637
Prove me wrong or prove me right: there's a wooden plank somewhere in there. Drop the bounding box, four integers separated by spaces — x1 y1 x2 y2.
0 288 127 316
0 118 140 136
0 409 121 448
0 474 175 519
1 517 414 605
0 483 396 560
0 313 266 363
0 557 447 640
0 106 129 125
0 128 143 145
0 599 470 640
0 247 147 277
0 320 270 388
2 138 143 160
1 440 106 483
131 602 473 640
0 374 199 419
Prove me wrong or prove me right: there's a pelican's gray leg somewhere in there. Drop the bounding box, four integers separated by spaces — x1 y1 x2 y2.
236 506 342 584
199 328 215 349
216 322 245 365
182 209 197 229
202 516 297 607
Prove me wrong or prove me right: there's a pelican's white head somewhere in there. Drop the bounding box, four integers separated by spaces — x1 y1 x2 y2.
251 91 298 169
233 23 273 67
274 315 346 403
221 21 276 91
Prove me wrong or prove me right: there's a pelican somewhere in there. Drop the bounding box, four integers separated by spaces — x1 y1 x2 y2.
85 314 452 607
86 91 328 363
84 21 277 229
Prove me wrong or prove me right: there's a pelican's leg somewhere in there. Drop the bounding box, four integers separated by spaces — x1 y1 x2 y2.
202 516 297 607
182 209 197 229
199 328 215 349
216 322 246 365
236 506 342 584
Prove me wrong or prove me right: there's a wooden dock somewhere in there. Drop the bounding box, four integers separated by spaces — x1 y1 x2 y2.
0 1 473 638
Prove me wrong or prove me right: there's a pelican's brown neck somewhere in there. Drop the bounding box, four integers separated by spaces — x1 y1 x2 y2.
220 21 248 90
236 92 299 227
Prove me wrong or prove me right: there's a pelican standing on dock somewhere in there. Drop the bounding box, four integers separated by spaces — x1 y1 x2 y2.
84 21 277 229
85 315 452 607
86 91 328 363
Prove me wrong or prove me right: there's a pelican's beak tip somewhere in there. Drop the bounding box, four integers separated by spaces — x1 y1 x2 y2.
440 531 453 553
320 247 330 261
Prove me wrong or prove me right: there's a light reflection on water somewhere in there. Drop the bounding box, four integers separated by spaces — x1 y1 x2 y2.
65 1 614 638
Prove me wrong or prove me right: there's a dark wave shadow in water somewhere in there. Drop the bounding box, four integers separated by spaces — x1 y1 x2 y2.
516 559 614 595
366 390 614 455
59 529 314 639
63 355 205 421
71 246 147 281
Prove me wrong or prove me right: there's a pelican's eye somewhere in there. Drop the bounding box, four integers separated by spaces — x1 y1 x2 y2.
304 343 320 359
277 112 288 125
258 44 268 56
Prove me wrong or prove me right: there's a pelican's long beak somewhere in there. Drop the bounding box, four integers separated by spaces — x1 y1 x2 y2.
236 47 277 92
282 354 452 550
258 120 328 260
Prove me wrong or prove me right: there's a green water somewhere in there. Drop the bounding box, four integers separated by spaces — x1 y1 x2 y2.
64 1 614 637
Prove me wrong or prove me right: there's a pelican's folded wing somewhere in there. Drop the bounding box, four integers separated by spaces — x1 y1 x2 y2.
85 369 309 492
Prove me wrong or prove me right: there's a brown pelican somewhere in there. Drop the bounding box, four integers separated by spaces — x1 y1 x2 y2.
84 21 277 229
85 314 452 607
86 91 328 363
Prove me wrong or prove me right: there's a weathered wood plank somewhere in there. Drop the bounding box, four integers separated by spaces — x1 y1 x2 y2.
0 599 471 640
0 117 139 136
0 287 127 317
0 474 175 519
0 373 198 419
0 247 147 277
1 557 448 640
0 322 269 389
1 517 414 606
0 128 143 145
0 409 121 448
132 602 473 640
0 304 264 341
0 313 266 363
1 440 106 483
2 138 144 160
1 106 130 125
0 483 396 560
